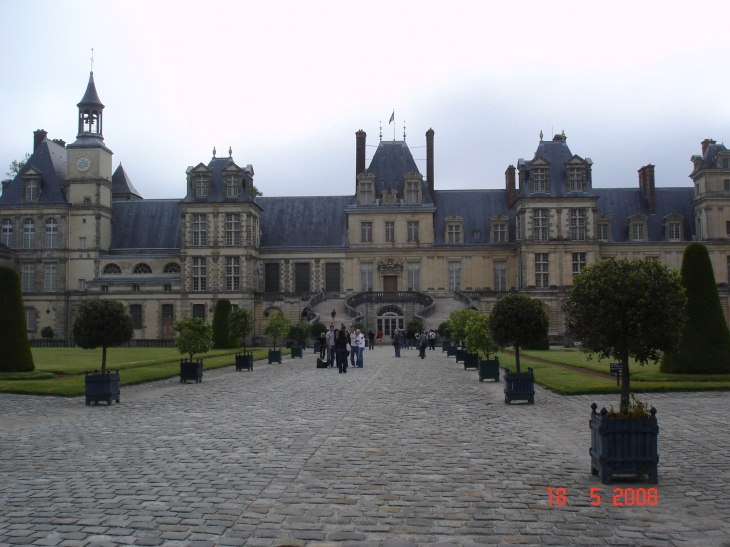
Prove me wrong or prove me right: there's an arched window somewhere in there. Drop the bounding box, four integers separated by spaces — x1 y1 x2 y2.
376 306 404 337
163 262 181 273
1 219 12 247
133 263 152 274
23 218 35 249
103 263 122 274
45 218 58 249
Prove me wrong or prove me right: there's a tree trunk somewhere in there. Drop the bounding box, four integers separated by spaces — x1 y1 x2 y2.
620 349 630 412
101 346 107 376
515 344 521 374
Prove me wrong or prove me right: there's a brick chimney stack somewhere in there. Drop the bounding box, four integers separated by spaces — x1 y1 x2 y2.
356 130 366 176
506 165 517 208
426 128 435 202
638 164 656 214
701 138 716 157
33 129 47 151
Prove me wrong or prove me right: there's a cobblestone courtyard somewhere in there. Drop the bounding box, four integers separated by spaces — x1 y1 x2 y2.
1 348 728 547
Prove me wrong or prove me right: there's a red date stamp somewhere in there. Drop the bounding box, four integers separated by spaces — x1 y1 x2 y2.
547 487 658 507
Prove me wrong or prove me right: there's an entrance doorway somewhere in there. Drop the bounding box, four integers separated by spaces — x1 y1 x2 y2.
377 306 404 337
383 275 398 292
161 304 174 339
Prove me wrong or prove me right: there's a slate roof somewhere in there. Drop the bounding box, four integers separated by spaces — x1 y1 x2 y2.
366 141 434 205
111 200 181 249
257 196 351 249
78 72 104 107
518 137 596 198
433 190 515 245
182 156 256 203
595 187 695 242
693 141 728 173
0 140 68 205
112 164 142 199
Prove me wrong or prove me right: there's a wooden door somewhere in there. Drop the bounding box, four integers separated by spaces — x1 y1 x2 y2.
161 304 174 339
383 276 398 292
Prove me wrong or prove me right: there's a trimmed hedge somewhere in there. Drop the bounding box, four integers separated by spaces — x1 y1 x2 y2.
212 299 239 349
661 243 730 374
0 266 35 372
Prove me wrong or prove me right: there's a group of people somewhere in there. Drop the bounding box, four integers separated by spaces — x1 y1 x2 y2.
391 328 436 358
318 325 367 373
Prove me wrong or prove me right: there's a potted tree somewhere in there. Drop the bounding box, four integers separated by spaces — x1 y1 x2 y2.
447 309 478 363
229 307 254 371
72 299 133 405
263 311 290 364
564 258 685 484
288 322 309 359
311 321 327 354
465 313 501 381
438 322 450 353
489 293 548 404
174 317 213 383
0 266 35 374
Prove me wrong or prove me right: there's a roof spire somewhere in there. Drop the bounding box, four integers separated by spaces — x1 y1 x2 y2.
90 48 94 72
379 121 382 142
539 129 543 141
228 146 232 157
403 121 406 141
213 146 216 157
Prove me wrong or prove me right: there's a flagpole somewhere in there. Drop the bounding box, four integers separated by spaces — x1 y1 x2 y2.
393 109 395 141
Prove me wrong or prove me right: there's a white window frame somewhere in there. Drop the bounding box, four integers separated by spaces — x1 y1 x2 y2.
407 221 419 243
224 175 241 198
361 221 372 243
45 219 57 249
193 257 207 291
570 209 586 241
533 210 549 241
532 167 548 192
385 221 395 242
572 253 586 279
1 219 12 247
407 262 420 291
23 218 35 249
225 213 241 246
448 261 461 291
192 214 207 246
226 256 241 291
44 263 57 293
567 167 585 192
21 264 35 293
360 262 373 291
535 253 549 288
194 175 210 197
597 223 609 241
494 260 507 291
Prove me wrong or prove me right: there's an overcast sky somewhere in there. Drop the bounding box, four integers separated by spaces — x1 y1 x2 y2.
2 0 729 199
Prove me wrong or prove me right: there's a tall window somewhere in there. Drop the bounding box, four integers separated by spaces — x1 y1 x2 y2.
78 279 86 291
359 181 373 205
325 263 341 293
21 264 35 293
264 263 280 292
194 175 210 197
1 219 13 247
224 175 241 197
570 209 586 241
361 262 373 291
23 218 35 248
407 221 419 242
130 305 143 329
407 262 420 291
45 219 57 249
447 224 462 244
192 304 206 320
361 222 372 242
494 261 507 291
597 223 609 241
44 263 57 293
24 179 39 201
79 237 87 250
567 167 585 192
632 223 645 241
535 253 549 288
669 222 681 241
533 209 548 241
448 261 461 291
385 221 395 242
295 263 310 293
572 253 586 279
532 168 548 192
225 214 241 246
192 214 207 246
406 181 419 204
725 179 730 191
226 257 240 291
25 308 36 336
192 257 206 291
493 223 507 243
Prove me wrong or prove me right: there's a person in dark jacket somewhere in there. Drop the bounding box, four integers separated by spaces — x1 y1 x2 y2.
393 329 404 357
335 329 348 373
419 330 428 359
319 331 326 359
368 330 375 350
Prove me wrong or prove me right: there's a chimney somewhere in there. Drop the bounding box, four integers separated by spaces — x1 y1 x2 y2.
638 164 656 214
33 129 47 151
52 138 66 148
1 179 11 194
426 128 435 202
701 138 717 157
355 130 366 176
506 165 517 208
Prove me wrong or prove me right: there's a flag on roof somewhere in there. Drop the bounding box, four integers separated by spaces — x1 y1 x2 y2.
389 111 394 124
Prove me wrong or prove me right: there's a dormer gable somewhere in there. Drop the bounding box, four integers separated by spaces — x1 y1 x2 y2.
403 171 423 204
21 166 43 202
528 156 551 193
564 155 590 192
221 162 244 198
357 171 376 205
188 163 213 198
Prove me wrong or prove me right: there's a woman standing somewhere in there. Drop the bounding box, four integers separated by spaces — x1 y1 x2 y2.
335 329 349 373
393 329 404 358
318 330 326 359
377 329 384 347
419 330 428 359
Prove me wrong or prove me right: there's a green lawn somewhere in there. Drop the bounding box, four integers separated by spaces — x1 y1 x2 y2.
0 347 289 397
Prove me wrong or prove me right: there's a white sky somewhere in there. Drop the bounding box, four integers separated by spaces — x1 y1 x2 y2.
1 0 729 199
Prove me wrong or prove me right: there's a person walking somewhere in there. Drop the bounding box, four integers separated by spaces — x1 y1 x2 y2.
335 329 348 373
331 309 337 323
325 325 336 367
348 327 357 369
368 330 375 350
356 329 366 367
393 329 404 357
377 329 383 347
319 330 327 359
406 329 414 350
428 329 436 350
419 330 428 359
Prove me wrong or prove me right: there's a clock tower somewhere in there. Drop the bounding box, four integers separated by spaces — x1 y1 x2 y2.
66 71 114 286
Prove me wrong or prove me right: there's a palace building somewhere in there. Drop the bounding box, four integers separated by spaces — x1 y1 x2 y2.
2 73 730 343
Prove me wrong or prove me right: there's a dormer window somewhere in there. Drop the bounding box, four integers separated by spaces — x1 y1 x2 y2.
22 170 41 202
628 214 648 242
359 181 374 205
566 167 585 192
532 167 549 192
490 214 509 243
406 181 419 204
194 174 210 197
404 172 423 204
445 216 464 244
224 175 242 197
664 214 684 242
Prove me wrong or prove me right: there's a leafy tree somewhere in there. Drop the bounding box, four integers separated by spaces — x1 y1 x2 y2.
174 317 213 361
228 307 254 353
465 313 501 358
310 321 327 338
252 185 263 197
661 243 730 374
437 321 450 341
351 321 365 332
447 309 479 346
73 299 134 375
564 258 686 411
0 266 35 372
212 299 238 349
489 294 548 374
40 326 54 339
263 311 290 350
6 153 30 177
406 318 424 334
288 322 310 342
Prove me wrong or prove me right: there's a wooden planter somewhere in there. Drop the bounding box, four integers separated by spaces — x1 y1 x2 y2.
285 341 294 349
85 370 120 406
180 359 203 383
463 352 480 370
455 348 466 362
589 403 659 484
291 346 303 359
298 340 307 348
504 367 535 404
442 342 451 353
446 345 457 357
268 349 282 364
314 343 321 354
235 352 253 371
478 357 500 382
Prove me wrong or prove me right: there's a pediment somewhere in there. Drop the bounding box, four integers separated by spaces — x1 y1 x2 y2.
403 170 422 179
191 163 212 173
222 162 243 173
490 214 509 222
22 166 43 177
357 171 376 182
595 214 613 222
663 213 684 222
529 155 551 167
381 187 398 205
564 155 587 166
445 215 464 223
627 213 648 223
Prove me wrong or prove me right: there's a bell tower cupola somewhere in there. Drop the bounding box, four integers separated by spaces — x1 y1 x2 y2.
75 71 105 144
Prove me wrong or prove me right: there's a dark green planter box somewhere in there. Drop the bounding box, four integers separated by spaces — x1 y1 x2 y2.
291 346 303 359
463 352 479 370
447 345 457 357
504 367 534 404
478 357 500 382
455 348 466 362
298 340 307 348
590 403 659 484
314 343 321 354
442 342 451 353
268 349 282 364
285 341 294 349
85 370 120 405
180 359 203 383
235 352 253 371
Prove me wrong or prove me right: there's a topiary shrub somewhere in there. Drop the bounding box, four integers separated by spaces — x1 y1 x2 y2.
40 326 54 339
0 266 35 372
351 321 365 332
229 307 254 353
174 317 214 361
489 293 548 374
73 299 134 375
310 321 327 338
437 321 450 341
406 319 424 334
661 243 730 374
263 311 290 350
212 299 238 349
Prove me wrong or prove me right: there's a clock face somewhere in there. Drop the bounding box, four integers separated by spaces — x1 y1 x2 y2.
76 156 91 172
